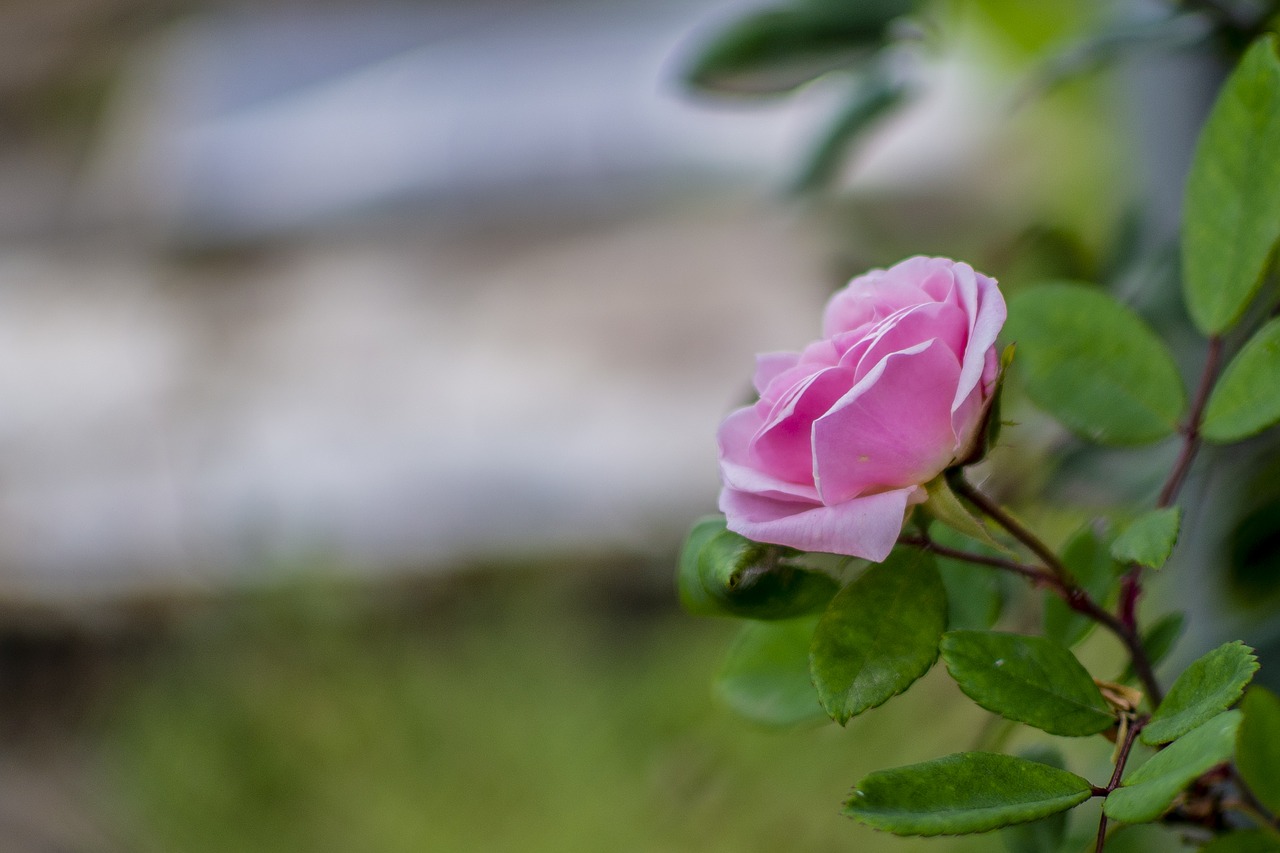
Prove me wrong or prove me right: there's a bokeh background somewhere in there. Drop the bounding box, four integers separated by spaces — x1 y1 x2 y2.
0 0 1273 850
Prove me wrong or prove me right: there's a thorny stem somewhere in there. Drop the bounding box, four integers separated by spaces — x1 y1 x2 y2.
1095 717 1146 853
948 476 1166 704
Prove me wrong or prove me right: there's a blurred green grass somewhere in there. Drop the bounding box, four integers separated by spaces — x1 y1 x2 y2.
96 565 1181 853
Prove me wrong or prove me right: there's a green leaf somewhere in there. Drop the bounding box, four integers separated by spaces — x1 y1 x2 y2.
1005 284 1186 445
1203 317 1280 443
1118 612 1185 685
716 616 827 727
1237 687 1280 815
932 524 1004 632
810 549 946 723
1111 507 1182 569
1104 710 1241 823
1183 35 1280 334
942 631 1114 736
681 1 911 96
1199 830 1280 853
677 516 838 619
1044 525 1120 648
791 71 907 193
1000 747 1070 853
1142 641 1258 745
844 752 1094 836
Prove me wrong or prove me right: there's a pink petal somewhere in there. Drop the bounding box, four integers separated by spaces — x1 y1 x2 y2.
850 301 968 381
753 351 801 396
719 485 916 561
813 339 962 505
823 267 931 338
752 366 854 484
951 267 1006 415
718 407 820 502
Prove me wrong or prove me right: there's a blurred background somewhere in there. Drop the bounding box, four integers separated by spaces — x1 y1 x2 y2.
0 0 1273 850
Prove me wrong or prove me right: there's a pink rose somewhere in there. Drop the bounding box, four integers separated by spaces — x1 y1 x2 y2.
717 256 1006 561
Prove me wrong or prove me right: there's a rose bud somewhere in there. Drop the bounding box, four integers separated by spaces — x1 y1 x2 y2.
717 256 1007 561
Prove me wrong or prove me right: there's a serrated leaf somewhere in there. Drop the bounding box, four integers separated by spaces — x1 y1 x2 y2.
1143 641 1258 745
677 516 838 619
1237 687 1280 815
791 71 907 192
1000 747 1070 853
1044 525 1121 648
1203 317 1280 443
1118 612 1185 685
844 752 1094 836
1183 36 1280 334
810 549 946 723
1005 284 1186 445
1104 710 1241 823
1199 830 1280 852
1111 507 1182 569
715 616 827 727
682 0 911 96
942 631 1114 736
932 524 1004 632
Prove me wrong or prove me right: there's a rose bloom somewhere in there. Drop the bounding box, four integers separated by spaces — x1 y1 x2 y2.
717 256 1007 561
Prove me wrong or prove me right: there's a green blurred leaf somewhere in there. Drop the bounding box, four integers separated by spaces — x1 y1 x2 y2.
1118 612 1185 685
1183 35 1280 334
1023 13 1210 98
791 71 907 192
931 524 1004 632
1000 747 1070 853
1237 687 1280 815
1111 508 1182 570
716 616 827 727
682 0 912 96
810 549 946 723
1005 284 1186 445
1199 830 1280 852
1142 641 1258 745
844 752 1094 836
677 516 838 619
1044 524 1120 648
1203 317 1280 443
941 631 1114 736
1104 710 1241 823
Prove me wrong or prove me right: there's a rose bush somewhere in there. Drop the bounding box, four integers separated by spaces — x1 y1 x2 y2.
717 256 1007 561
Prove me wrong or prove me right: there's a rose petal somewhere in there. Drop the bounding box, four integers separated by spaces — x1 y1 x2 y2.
823 266 931 338
718 407 820 502
850 300 968 381
813 338 962 504
752 366 855 484
719 485 916 561
951 266 1006 415
753 351 801 396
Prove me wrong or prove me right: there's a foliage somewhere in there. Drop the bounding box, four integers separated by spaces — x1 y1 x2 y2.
677 3 1280 849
